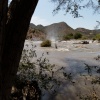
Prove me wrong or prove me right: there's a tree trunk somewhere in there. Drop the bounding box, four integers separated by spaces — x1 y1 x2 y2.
0 0 8 99
0 0 38 99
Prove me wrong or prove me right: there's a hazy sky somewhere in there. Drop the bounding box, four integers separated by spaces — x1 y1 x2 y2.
31 0 100 30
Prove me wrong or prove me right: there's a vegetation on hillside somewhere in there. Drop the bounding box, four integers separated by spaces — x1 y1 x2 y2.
27 22 100 41
63 33 73 40
63 32 83 40
74 32 82 39
94 34 100 41
81 35 88 40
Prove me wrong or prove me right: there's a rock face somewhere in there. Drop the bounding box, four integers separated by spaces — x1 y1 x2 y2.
27 24 46 40
44 22 75 40
27 22 100 40
27 22 75 40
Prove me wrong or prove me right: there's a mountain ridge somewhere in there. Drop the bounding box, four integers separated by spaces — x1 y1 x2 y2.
27 22 100 40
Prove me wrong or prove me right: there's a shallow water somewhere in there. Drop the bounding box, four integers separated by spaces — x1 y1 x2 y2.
24 40 100 69
24 40 100 100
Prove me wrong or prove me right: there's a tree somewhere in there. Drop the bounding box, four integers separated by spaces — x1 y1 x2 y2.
0 0 38 99
51 0 100 18
0 0 100 99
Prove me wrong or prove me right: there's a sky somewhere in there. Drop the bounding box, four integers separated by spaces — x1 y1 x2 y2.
31 0 100 30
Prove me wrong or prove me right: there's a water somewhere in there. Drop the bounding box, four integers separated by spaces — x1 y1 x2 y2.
24 40 100 100
24 40 100 68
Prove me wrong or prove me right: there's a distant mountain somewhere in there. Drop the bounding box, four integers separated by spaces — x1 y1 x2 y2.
27 22 75 40
75 28 100 34
44 22 75 40
94 29 100 33
27 22 100 40
75 28 91 34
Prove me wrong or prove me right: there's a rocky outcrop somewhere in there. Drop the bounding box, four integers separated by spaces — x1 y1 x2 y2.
26 27 46 40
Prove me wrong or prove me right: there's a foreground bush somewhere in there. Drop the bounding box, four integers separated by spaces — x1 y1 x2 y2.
16 44 66 99
11 80 41 100
40 40 51 47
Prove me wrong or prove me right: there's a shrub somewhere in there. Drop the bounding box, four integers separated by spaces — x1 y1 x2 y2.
17 45 68 98
95 34 100 41
63 33 73 40
81 36 88 40
92 38 96 41
68 33 73 37
18 46 100 100
63 35 71 40
40 40 51 47
74 33 82 39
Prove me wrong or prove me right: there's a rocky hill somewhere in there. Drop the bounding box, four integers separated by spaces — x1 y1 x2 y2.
75 28 100 39
27 22 100 40
75 28 100 34
27 24 46 41
44 22 75 40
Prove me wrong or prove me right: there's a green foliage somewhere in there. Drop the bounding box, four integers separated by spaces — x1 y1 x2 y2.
74 32 82 39
63 35 70 40
63 33 73 40
92 38 96 41
94 34 100 41
68 33 73 37
81 36 88 40
18 44 71 96
51 0 100 18
40 40 51 47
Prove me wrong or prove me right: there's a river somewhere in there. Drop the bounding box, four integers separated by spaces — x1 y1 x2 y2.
23 40 100 100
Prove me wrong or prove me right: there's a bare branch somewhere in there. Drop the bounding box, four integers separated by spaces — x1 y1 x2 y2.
51 0 100 17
